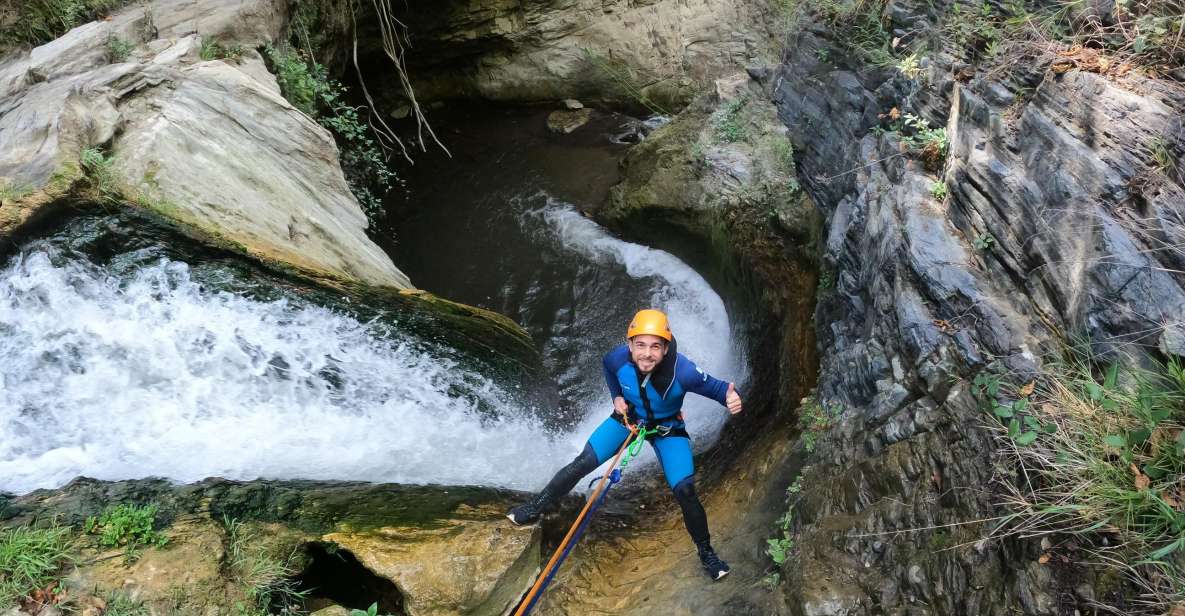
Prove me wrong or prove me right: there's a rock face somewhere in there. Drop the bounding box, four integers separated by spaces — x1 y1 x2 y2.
1 478 541 616
375 0 782 109
761 1 1185 613
0 0 411 289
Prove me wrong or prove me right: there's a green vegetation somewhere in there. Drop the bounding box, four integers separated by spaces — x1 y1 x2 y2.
799 394 842 453
105 34 134 63
351 602 397 616
104 591 150 616
0 0 133 50
1151 137 1178 178
264 45 395 225
817 269 834 291
973 233 995 251
981 354 1185 611
224 517 307 615
947 2 1002 61
764 474 804 585
0 525 74 608
711 97 748 143
80 146 120 200
85 503 168 562
929 180 948 201
898 113 948 171
0 179 33 203
200 37 245 62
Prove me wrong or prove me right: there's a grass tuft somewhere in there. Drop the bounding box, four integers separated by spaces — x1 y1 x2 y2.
979 352 1185 612
0 524 74 608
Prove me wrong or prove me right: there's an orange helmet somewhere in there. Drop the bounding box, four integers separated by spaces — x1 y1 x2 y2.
626 309 672 342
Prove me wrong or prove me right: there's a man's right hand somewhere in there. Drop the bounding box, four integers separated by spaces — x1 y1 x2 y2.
613 396 629 417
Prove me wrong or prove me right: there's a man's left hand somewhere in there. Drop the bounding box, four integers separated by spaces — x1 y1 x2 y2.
726 383 743 415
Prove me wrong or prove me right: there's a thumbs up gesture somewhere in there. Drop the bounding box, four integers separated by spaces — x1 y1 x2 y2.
726 383 743 415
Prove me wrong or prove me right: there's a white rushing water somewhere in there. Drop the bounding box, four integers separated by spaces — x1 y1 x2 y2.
0 203 743 494
530 202 746 453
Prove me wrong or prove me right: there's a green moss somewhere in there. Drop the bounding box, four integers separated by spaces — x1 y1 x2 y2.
0 0 134 51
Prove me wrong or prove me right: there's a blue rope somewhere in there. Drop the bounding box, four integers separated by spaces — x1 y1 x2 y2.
518 468 622 616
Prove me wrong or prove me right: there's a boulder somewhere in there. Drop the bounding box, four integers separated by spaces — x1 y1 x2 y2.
0 0 410 289
382 0 781 109
545 108 592 134
3 478 542 616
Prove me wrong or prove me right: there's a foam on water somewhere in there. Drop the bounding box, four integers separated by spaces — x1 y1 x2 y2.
0 201 743 494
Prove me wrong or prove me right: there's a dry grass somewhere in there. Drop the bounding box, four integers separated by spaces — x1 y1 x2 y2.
981 353 1185 612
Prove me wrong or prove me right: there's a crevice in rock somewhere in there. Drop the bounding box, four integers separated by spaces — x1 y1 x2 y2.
294 542 405 615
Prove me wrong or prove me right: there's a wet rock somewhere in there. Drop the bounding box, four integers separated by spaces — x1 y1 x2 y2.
310 607 351 616
325 515 540 616
390 105 412 119
546 108 592 134
766 0 1185 613
388 0 778 108
0 0 411 289
560 98 583 110
3 478 540 616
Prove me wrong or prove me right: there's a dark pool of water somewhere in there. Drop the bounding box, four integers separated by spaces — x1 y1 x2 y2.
379 104 663 422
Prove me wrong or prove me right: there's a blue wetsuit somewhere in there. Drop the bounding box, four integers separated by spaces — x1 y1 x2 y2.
585 341 730 488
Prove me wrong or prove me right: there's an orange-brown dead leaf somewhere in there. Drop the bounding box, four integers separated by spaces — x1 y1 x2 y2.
1019 381 1035 397
1131 463 1151 490
888 107 901 121
1170 603 1185 616
1038 552 1051 564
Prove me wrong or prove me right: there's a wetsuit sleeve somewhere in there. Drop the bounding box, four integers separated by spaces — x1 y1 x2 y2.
602 345 627 400
677 355 730 406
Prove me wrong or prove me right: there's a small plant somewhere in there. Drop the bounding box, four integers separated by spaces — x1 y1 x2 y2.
974 372 1055 447
200 37 244 62
85 503 168 562
105 34 134 62
817 270 834 291
351 602 397 616
986 352 1185 613
0 179 32 203
973 233 995 251
1151 137 1177 177
80 146 119 199
929 180 948 201
898 113 948 170
0 524 74 607
799 394 842 453
766 473 803 575
897 51 924 79
263 45 395 227
223 517 308 614
104 591 150 616
815 47 830 62
711 98 748 144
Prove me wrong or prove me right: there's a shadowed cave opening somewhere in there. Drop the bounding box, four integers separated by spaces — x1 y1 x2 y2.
295 542 405 615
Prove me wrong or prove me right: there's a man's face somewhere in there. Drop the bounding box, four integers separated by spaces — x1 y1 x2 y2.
629 334 668 374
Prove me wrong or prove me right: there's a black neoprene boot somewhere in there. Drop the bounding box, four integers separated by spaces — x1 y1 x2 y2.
695 539 730 581
507 444 599 526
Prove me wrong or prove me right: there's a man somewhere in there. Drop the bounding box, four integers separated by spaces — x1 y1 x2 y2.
507 308 743 580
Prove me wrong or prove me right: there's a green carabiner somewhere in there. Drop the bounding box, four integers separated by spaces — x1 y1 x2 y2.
620 425 660 468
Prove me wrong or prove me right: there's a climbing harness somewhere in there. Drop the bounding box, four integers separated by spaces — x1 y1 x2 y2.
512 417 650 616
620 423 662 468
